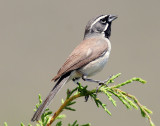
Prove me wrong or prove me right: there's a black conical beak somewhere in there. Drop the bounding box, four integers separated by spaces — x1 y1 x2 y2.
108 15 118 22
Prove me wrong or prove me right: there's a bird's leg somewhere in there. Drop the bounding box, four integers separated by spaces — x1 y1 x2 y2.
82 75 113 85
82 75 113 92
72 77 81 86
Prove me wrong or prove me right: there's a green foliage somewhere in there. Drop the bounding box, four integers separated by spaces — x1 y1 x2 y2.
56 114 66 120
4 122 7 126
20 122 25 126
4 73 155 126
61 73 154 126
34 94 53 126
64 99 76 111
56 121 62 126
68 120 91 126
55 120 91 126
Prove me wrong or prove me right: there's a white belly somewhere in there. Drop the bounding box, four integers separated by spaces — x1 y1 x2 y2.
79 49 110 76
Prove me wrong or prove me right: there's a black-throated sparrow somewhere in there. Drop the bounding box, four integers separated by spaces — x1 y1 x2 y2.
31 14 117 121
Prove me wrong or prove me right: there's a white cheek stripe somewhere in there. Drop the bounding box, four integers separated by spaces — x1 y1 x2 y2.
90 15 108 30
103 23 109 32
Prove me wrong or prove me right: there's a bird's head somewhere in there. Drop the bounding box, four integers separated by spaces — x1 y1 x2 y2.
84 15 117 39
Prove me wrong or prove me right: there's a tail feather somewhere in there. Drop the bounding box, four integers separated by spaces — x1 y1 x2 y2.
31 74 70 122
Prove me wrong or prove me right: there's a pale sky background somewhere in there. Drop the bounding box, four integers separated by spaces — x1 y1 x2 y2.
0 0 159 126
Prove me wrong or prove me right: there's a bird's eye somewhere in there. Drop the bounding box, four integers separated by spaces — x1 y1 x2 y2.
100 19 107 24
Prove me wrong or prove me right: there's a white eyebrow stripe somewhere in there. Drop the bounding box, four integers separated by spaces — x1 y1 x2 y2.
90 15 108 29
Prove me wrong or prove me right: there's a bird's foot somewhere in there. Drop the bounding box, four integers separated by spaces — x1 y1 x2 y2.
96 75 113 93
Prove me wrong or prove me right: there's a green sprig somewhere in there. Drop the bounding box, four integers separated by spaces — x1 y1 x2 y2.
4 73 154 126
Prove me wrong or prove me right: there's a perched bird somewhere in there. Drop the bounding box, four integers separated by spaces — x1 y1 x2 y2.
31 14 117 121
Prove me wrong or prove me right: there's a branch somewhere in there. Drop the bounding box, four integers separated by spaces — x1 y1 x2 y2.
47 93 81 126
5 73 154 126
45 73 155 126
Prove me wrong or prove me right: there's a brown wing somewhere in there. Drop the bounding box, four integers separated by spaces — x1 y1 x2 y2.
52 37 108 81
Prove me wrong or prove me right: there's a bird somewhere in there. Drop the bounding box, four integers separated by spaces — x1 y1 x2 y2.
31 14 117 121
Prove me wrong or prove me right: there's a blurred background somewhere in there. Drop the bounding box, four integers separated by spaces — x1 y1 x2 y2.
0 0 159 125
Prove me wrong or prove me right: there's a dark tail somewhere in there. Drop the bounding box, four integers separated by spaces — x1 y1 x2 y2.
31 73 70 122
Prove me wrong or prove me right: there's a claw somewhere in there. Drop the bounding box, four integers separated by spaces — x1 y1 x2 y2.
103 74 113 84
96 75 113 93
